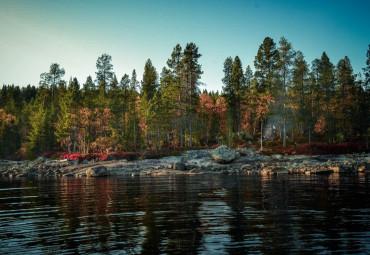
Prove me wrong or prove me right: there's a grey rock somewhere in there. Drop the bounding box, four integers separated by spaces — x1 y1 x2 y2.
173 162 186 171
183 150 211 159
210 145 240 164
36 156 47 163
86 166 109 177
272 154 283 160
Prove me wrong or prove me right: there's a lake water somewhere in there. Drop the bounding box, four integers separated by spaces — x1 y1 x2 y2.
0 174 369 254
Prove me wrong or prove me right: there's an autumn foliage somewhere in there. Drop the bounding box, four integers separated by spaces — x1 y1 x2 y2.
0 40 369 159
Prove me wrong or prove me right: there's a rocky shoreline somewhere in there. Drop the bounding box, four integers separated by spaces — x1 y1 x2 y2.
1 146 369 178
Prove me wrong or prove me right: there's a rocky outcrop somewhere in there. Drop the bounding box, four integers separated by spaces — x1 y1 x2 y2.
210 145 240 164
0 149 369 178
86 166 109 177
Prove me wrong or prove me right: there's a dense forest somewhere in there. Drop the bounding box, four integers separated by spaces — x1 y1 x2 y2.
1 37 370 159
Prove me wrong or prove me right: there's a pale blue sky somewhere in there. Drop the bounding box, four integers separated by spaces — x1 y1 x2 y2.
0 0 369 92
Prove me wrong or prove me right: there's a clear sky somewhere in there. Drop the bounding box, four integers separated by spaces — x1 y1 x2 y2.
0 0 369 92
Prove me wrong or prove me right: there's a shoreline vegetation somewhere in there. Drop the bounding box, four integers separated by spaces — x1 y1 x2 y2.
0 38 369 162
0 145 369 178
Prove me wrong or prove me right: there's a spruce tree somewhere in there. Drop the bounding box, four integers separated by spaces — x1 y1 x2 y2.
245 65 253 89
292 51 309 141
231 56 246 136
142 59 159 101
82 76 96 109
222 57 234 144
363 45 370 89
319 52 335 142
335 56 357 141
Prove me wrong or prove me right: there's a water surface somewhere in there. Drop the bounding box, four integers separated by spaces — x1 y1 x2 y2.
0 174 369 254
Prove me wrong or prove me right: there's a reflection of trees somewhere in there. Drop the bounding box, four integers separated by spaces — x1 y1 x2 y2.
106 178 143 254
139 176 203 254
258 174 294 253
223 176 254 255
1 174 370 254
21 178 64 250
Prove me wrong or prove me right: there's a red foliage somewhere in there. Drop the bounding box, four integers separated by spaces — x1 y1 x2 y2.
58 152 141 162
281 142 368 155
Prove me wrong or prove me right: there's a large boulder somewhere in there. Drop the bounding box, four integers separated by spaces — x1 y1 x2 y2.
210 145 240 164
86 166 109 177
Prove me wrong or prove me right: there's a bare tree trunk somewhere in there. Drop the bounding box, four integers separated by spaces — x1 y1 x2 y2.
167 131 170 150
238 103 241 139
180 120 184 148
228 120 231 147
260 118 263 151
134 125 137 150
157 126 161 151
283 118 286 147
189 117 192 148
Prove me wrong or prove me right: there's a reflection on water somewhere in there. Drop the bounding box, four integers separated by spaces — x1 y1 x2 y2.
0 174 369 254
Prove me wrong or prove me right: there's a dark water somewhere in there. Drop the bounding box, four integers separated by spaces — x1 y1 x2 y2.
0 174 369 254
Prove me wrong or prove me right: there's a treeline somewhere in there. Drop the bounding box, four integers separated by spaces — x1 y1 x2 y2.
0 38 369 159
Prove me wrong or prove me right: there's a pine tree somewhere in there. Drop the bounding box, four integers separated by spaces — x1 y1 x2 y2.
39 63 65 100
167 44 185 147
278 36 295 147
182 42 202 148
96 54 114 97
254 37 279 94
